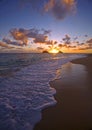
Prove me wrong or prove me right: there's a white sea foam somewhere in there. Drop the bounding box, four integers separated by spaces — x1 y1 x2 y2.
0 53 86 130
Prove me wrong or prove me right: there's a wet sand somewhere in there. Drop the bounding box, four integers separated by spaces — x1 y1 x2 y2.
34 55 92 130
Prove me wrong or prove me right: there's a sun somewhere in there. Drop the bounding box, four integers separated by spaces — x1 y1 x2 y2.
48 48 59 53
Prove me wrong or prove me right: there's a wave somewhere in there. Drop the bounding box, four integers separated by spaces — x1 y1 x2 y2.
0 53 86 130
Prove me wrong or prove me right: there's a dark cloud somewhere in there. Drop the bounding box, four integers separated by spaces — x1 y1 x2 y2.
48 45 52 49
54 41 58 44
86 38 92 49
42 29 51 35
62 34 71 44
84 35 88 37
77 38 92 50
46 40 53 45
3 38 25 46
45 40 58 46
87 43 92 49
37 47 44 50
58 44 63 48
86 38 92 43
81 43 85 45
77 43 85 46
68 45 76 48
19 0 76 20
33 35 48 44
44 0 76 20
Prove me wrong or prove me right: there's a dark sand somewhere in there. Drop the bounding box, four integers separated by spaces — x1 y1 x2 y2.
34 55 92 130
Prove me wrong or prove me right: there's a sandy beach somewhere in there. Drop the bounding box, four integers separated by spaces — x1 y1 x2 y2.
34 55 92 130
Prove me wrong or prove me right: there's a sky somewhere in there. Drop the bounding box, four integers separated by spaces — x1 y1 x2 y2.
0 0 92 53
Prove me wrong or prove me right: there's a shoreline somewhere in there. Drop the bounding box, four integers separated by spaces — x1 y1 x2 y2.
34 55 92 130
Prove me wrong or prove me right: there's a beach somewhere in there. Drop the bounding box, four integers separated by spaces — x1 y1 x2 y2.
34 55 92 130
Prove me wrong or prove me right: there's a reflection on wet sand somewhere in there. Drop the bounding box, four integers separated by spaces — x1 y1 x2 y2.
34 56 92 130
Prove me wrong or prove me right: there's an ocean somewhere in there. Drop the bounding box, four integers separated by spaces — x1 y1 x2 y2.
0 53 85 130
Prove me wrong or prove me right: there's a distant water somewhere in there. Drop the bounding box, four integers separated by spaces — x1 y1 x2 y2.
0 53 86 130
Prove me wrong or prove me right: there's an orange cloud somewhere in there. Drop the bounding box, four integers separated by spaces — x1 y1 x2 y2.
0 41 15 49
10 28 51 45
0 41 9 48
10 29 28 45
63 0 75 5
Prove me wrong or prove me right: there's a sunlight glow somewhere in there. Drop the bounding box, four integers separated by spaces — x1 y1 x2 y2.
49 48 59 53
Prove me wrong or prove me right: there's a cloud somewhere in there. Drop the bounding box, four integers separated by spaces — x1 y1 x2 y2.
60 35 80 49
73 36 78 41
86 39 92 49
84 35 88 37
58 44 63 48
10 28 51 45
0 41 14 49
46 40 57 45
0 28 51 50
33 35 48 44
68 45 76 48
77 38 92 50
62 34 71 44
86 38 92 44
2 38 25 46
46 40 53 45
44 0 76 20
19 0 76 20
0 41 9 48
36 47 44 51
42 29 51 35
10 29 28 45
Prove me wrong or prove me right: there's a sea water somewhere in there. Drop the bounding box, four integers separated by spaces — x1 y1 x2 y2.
0 53 85 130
